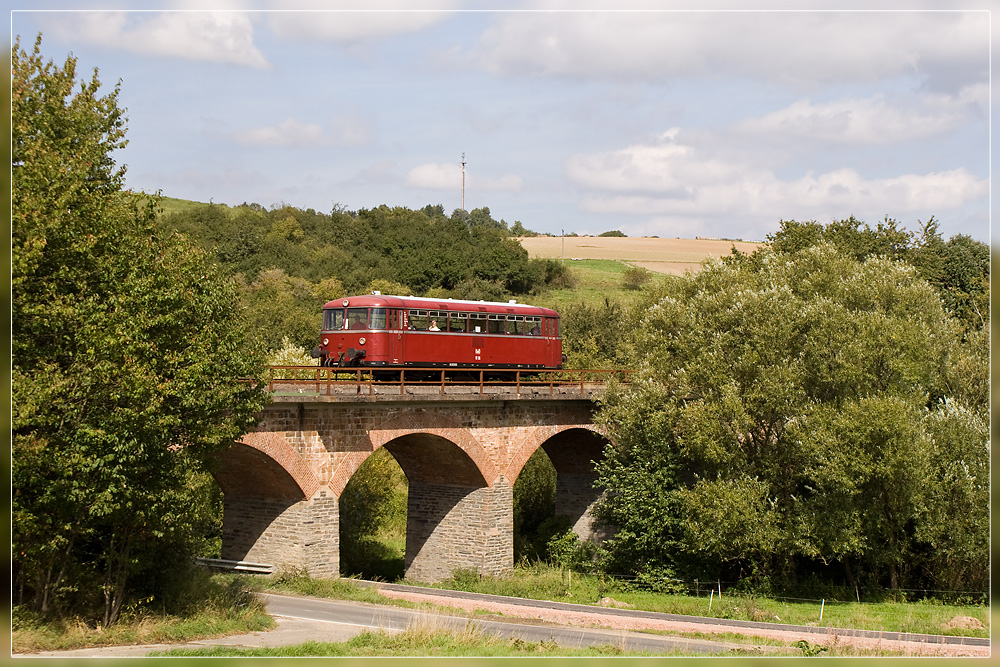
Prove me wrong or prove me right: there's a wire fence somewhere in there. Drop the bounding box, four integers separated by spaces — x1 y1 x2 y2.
587 570 989 607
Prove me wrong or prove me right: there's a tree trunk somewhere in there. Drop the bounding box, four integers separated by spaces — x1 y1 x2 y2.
842 555 858 591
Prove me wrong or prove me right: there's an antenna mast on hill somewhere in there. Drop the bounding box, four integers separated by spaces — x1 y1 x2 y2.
461 152 466 210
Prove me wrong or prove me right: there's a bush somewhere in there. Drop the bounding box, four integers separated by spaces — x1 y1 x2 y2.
621 266 650 290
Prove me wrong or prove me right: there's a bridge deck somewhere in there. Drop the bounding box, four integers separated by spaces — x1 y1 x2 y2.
265 367 630 403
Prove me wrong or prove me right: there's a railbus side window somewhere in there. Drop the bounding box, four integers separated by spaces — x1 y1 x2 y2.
526 316 542 335
506 315 525 335
428 310 448 332
409 309 428 331
488 314 505 334
324 309 345 331
469 312 487 333
448 312 468 333
369 308 387 330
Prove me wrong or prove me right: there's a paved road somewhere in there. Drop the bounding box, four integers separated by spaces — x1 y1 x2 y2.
19 593 748 657
261 592 746 655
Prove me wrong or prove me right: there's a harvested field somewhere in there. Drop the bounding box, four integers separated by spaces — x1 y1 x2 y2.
517 236 764 275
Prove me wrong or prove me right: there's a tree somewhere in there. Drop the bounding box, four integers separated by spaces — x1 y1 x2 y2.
768 217 989 332
595 245 987 592
12 35 268 624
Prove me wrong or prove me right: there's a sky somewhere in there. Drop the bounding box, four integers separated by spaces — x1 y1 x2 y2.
9 2 994 242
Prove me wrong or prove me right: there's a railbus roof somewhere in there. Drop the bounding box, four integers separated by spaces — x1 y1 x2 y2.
322 294 559 317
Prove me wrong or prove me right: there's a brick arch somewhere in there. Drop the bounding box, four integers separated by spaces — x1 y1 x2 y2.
214 431 321 500
326 409 499 498
503 415 609 485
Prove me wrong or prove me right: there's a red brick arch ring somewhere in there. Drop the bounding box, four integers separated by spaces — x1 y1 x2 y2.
503 416 610 485
327 409 499 499
215 431 322 500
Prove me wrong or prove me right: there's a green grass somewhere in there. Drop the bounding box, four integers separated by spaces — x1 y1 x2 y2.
12 574 274 653
153 624 655 657
261 571 412 607
530 259 672 311
418 565 989 639
154 195 215 218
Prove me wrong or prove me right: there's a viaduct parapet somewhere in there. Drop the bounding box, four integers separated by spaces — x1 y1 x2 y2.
212 389 612 582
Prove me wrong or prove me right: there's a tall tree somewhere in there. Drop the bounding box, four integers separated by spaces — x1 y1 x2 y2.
12 35 268 624
595 245 988 592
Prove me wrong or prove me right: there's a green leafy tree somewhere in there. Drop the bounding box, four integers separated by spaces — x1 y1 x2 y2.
12 35 268 625
596 245 987 592
769 216 988 331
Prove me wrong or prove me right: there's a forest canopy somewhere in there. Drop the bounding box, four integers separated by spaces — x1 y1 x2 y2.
156 201 572 351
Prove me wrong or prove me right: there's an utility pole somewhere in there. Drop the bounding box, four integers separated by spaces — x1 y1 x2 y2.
461 152 466 210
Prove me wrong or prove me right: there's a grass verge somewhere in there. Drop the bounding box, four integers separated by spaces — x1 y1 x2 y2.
421 565 989 639
153 622 645 657
12 573 274 654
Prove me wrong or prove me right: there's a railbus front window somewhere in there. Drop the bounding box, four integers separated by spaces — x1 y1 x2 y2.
324 309 345 331
347 308 368 330
369 308 387 330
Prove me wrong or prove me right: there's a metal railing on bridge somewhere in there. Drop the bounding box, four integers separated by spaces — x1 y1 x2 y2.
266 366 633 397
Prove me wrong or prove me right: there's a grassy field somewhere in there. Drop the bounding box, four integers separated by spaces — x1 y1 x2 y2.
528 258 662 311
519 236 765 311
517 235 763 275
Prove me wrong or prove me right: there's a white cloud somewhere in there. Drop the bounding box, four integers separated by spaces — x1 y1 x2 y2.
234 118 329 147
467 11 988 89
736 88 986 145
568 131 987 223
405 162 522 192
406 162 462 189
266 2 461 42
41 11 269 68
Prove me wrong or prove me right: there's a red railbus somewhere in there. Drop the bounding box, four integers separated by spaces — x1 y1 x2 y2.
311 294 563 371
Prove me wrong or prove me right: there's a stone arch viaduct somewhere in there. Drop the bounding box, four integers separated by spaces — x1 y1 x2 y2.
211 387 612 582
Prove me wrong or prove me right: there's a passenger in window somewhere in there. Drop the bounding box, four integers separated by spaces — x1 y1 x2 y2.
428 319 440 331
529 324 540 336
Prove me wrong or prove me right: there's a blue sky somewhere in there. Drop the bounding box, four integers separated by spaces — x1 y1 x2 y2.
10 2 993 242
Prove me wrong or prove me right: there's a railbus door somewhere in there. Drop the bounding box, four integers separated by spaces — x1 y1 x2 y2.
388 308 404 366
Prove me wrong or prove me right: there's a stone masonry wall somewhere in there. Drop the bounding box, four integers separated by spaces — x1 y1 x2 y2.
555 472 613 544
223 397 605 581
222 492 339 577
405 478 513 583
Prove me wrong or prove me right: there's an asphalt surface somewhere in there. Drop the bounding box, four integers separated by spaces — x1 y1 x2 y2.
261 591 746 655
18 592 754 657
